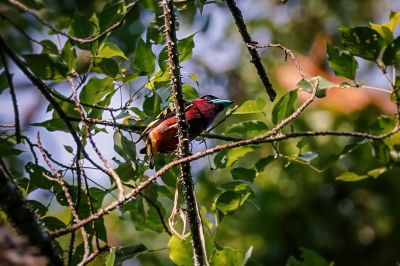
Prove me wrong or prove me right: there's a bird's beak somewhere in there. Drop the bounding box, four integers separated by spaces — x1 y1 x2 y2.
211 98 233 108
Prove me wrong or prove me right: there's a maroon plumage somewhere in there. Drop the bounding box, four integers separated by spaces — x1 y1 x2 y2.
139 95 233 168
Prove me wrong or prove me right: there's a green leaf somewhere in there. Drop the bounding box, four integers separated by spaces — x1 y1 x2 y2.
113 131 137 162
143 92 162 116
129 189 166 233
369 23 394 44
327 45 358 80
97 42 128 60
272 90 297 125
93 57 119 77
64 145 74 154
0 138 24 157
40 39 59 55
0 71 10 95
113 245 148 266
255 155 274 173
80 77 115 105
61 41 77 72
297 76 335 98
168 84 199 101
68 15 98 38
32 118 75 133
28 200 48 216
382 36 400 66
214 181 253 216
182 85 199 100
286 248 330 266
168 235 193 266
146 70 170 90
233 98 266 114
214 146 254 168
210 246 247 266
178 34 195 62
99 0 125 32
158 34 195 71
23 54 68 81
336 171 368 182
367 167 388 178
147 20 164 44
231 167 257 183
339 26 384 61
225 120 268 138
132 39 156 75
41 216 66 231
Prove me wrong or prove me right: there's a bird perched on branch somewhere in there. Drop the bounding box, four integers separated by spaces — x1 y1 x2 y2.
139 95 233 168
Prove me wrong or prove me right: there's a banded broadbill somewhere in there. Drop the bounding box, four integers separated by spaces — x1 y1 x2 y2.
138 95 233 168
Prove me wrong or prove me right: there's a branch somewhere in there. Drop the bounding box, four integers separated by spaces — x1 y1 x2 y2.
6 0 139 44
48 122 400 238
37 133 90 264
0 35 109 176
0 165 63 265
225 0 276 101
67 76 125 200
0 47 21 143
162 0 208 265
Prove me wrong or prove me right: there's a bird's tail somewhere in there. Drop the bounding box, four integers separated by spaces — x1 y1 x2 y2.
140 140 155 169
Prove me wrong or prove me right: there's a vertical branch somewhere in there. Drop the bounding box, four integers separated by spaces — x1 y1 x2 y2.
0 48 21 143
162 1 208 265
225 0 276 101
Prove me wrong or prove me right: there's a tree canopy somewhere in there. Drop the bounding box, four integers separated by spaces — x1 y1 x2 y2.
0 0 400 265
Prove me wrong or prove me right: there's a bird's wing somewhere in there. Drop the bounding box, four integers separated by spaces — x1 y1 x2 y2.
137 101 192 141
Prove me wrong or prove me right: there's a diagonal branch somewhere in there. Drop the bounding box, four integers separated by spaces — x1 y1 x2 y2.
0 35 109 176
162 0 209 265
225 0 276 101
48 122 400 238
0 165 63 265
0 47 21 143
6 0 139 44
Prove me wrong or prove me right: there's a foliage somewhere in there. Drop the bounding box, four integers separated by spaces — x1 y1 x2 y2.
0 0 399 265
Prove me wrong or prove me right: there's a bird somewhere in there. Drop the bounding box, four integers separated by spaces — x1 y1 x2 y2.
138 95 233 168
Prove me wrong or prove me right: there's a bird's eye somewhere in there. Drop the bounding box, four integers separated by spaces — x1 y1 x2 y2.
201 95 218 101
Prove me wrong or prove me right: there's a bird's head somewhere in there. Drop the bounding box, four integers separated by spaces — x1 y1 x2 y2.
196 95 233 112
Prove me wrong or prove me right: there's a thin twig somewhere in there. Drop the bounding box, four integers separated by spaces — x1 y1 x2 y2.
0 36 109 176
248 43 306 80
37 132 90 264
67 76 125 200
6 0 139 44
225 0 276 101
0 48 21 143
49 121 400 238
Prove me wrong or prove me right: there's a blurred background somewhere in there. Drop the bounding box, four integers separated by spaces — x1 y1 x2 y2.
1 0 400 265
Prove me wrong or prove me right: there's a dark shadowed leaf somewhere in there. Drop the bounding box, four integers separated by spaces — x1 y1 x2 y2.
41 216 66 231
231 167 257 182
286 248 329 266
23 54 68 81
382 36 400 66
339 26 384 61
327 44 358 80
